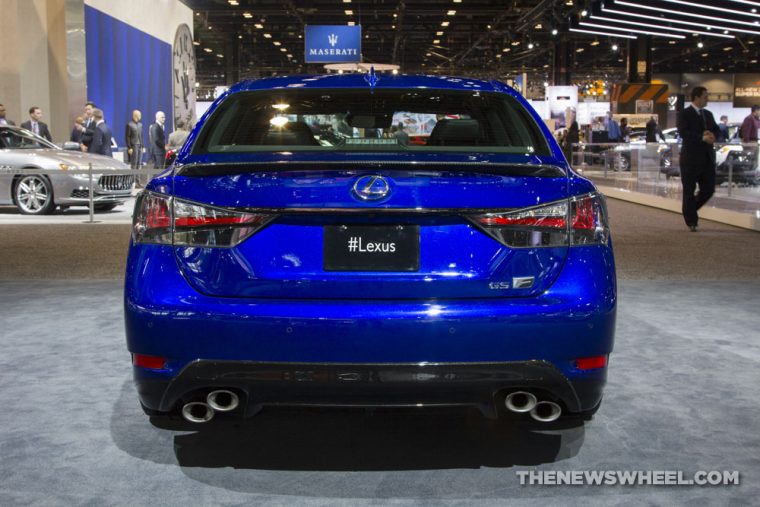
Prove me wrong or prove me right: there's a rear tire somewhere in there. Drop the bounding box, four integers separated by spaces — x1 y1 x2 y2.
15 175 55 215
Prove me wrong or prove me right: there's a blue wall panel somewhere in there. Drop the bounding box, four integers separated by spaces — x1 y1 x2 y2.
84 5 172 153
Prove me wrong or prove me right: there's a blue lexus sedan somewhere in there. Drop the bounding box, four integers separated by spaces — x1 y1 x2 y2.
125 74 616 426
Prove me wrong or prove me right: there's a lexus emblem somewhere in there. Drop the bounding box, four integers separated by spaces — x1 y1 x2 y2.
352 175 391 201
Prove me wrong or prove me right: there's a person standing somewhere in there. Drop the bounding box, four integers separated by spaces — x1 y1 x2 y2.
676 86 720 232
125 110 144 169
167 119 190 151
645 115 664 143
393 123 409 146
716 115 730 143
20 106 52 141
88 108 113 157
619 117 631 142
739 105 760 144
149 111 166 169
0 103 16 125
563 107 579 163
605 111 620 142
70 116 85 143
80 101 97 151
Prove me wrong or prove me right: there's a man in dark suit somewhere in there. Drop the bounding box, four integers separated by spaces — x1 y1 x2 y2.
148 111 166 169
0 103 16 126
88 108 113 157
80 101 97 151
676 86 720 232
20 106 52 141
125 109 143 169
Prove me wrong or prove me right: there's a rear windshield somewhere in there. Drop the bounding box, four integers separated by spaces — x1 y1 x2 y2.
192 88 551 156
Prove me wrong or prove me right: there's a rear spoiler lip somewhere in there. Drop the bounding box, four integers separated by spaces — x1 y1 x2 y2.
173 160 567 179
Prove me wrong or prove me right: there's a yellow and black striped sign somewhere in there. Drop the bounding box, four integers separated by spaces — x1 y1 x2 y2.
612 84 669 106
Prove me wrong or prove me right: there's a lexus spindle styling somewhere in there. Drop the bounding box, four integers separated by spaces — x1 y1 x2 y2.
125 73 616 426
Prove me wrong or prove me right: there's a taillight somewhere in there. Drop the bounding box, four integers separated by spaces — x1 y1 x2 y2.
469 193 609 248
132 192 276 247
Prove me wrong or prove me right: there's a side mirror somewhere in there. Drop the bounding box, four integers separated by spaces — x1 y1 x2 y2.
62 142 80 151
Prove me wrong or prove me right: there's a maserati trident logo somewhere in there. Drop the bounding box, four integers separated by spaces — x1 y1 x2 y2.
353 175 391 201
328 33 338 47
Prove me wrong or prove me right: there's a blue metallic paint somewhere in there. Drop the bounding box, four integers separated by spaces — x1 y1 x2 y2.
126 75 615 417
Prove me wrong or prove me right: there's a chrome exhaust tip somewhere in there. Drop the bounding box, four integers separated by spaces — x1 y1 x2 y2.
529 401 562 423
206 389 240 412
181 402 214 423
505 391 538 413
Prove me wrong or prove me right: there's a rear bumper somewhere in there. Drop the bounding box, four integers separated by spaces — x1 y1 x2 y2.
125 243 616 415
135 359 606 415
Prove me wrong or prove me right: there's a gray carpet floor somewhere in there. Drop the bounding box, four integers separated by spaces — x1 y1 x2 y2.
1 199 759 505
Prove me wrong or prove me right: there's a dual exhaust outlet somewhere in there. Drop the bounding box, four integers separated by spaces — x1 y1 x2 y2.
504 391 562 422
181 389 240 423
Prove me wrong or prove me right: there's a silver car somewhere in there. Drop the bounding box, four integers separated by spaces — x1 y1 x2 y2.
0 125 135 214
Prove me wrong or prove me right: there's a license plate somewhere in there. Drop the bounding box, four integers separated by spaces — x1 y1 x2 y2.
324 225 420 272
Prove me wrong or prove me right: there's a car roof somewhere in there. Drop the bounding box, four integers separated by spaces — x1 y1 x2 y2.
229 74 509 94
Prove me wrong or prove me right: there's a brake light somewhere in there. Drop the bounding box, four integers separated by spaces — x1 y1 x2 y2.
132 192 276 247
469 193 609 248
132 353 166 370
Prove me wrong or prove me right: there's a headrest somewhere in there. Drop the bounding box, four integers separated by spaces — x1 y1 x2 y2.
428 119 482 146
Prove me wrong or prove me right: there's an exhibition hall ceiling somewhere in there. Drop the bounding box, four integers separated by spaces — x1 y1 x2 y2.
181 0 760 86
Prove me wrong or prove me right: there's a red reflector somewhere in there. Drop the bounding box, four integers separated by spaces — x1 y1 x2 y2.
132 354 166 369
174 215 260 227
576 356 607 370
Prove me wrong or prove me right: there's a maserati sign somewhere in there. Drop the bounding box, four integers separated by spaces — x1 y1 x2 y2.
305 25 361 63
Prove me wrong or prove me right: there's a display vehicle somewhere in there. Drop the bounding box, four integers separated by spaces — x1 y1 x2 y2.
125 74 616 425
0 125 134 214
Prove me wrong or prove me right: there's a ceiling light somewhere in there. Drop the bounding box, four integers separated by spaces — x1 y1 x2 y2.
528 42 534 49
287 54 293 58
612 44 620 50
511 40 521 45
502 47 511 52
581 10 588 17
345 10 353 15
441 21 450 27
436 31 444 35
590 40 600 46
552 28 558 35
702 52 709 56
344 0 352 3
580 21 686 38
242 12 252 18
216 54 224 58
576 48 585 52
263 33 272 38
228 0 239 5
447 10 457 16
496 54 502 58
454 0 462 3
203 47 212 52
348 21 355 25
208 26 212 30
723 46 733 50
535 23 543 29
590 14 734 38
566 0 574 5
238 35 242 39
613 1 760 30
698 41 704 47
254 23 263 29
433 39 440 44
602 6 760 35
280 48 287 52
392 69 399 75
426 52 432 56
193 41 200 46
273 41 281 46
658 0 760 19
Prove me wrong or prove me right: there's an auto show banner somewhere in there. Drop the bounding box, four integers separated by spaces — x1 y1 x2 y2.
305 25 362 63
733 74 760 108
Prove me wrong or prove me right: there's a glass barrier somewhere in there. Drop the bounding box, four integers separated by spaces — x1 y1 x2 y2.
572 141 760 217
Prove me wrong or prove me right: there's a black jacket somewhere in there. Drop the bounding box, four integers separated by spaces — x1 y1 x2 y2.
149 122 166 155
677 106 720 169
90 122 113 157
20 120 52 142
